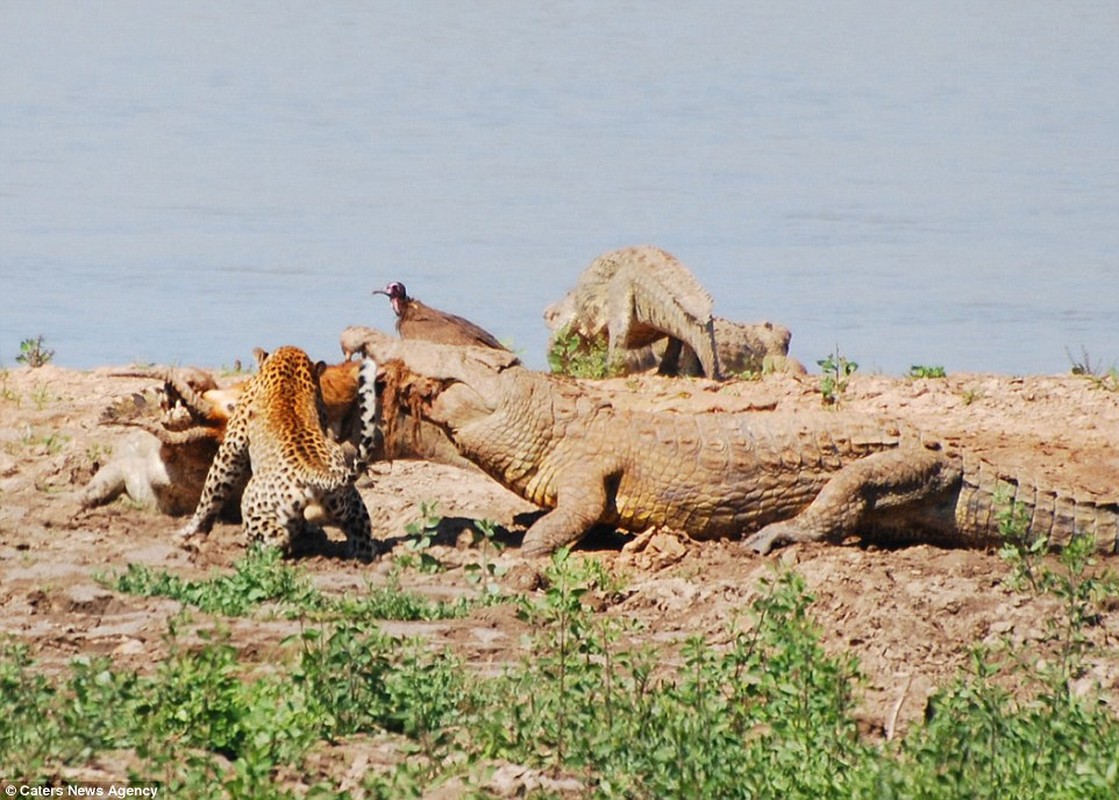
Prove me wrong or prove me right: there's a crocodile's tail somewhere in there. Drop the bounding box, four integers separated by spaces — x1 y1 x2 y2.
622 247 721 379
957 457 1119 554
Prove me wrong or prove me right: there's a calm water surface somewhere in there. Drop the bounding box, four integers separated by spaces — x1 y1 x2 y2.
2 1 1116 374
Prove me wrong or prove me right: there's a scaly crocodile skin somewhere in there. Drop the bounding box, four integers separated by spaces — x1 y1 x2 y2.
348 330 1119 558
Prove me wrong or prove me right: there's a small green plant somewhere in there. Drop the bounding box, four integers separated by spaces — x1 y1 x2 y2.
29 383 58 410
106 546 471 621
42 432 68 456
330 578 474 621
397 501 445 573
16 335 54 368
908 364 947 379
547 325 623 379
0 369 17 403
733 369 763 381
959 387 984 405
817 347 858 407
508 548 627 772
517 547 597 627
18 427 69 456
85 441 113 466
1066 346 1119 392
108 545 322 616
1094 369 1119 392
1042 533 1118 692
1066 345 1102 376
463 518 506 597
995 483 1046 593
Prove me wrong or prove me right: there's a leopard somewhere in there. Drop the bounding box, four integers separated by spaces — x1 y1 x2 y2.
176 345 380 561
83 359 364 518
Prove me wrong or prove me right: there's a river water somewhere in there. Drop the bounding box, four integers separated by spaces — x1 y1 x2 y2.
2 1 1116 375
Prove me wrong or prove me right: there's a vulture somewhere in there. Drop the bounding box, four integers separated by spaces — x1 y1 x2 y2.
373 282 509 350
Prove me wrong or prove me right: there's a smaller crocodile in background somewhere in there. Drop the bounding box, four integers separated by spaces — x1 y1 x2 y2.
544 245 724 379
344 327 1119 558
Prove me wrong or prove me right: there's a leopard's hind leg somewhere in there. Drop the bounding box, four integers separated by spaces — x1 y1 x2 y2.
240 475 309 556
322 485 376 562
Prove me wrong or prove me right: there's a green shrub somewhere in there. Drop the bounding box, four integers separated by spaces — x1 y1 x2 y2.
107 546 471 621
395 501 445 573
818 347 858 407
16 335 54 368
108 545 322 616
547 325 623 378
6 549 1119 796
859 647 1119 799
908 364 947 379
997 486 1119 695
480 556 867 797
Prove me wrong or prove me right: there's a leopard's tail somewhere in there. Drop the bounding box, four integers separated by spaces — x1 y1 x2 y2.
347 356 379 480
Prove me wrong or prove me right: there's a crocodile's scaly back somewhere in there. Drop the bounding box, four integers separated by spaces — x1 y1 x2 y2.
468 383 904 543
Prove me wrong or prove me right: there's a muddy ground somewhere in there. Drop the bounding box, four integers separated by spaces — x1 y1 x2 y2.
1 362 1118 775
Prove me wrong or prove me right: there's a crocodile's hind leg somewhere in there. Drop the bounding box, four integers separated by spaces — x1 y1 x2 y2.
743 448 961 554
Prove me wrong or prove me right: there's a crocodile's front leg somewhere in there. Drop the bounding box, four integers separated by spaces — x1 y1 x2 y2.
743 447 961 554
519 472 613 558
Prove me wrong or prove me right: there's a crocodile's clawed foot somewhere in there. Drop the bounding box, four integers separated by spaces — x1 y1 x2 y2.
742 521 806 555
518 539 559 559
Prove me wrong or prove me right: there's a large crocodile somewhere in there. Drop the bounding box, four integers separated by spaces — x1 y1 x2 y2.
344 327 1119 557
